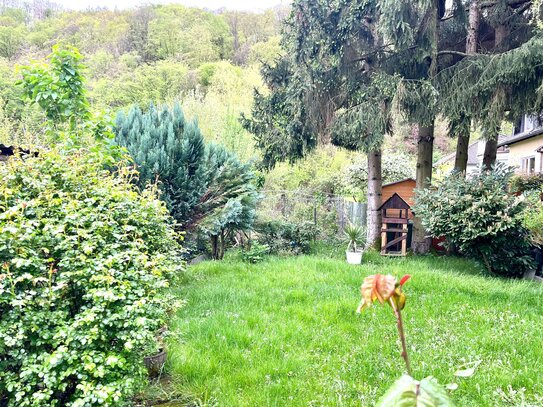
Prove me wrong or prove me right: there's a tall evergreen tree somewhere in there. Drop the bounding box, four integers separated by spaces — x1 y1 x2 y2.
243 0 393 247
243 0 444 250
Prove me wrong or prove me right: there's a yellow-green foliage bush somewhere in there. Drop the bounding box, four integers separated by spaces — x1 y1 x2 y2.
0 150 183 406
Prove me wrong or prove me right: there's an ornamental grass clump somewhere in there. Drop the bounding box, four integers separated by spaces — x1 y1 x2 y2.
0 150 183 406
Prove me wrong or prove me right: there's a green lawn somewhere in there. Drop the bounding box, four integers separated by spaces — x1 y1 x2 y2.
165 251 543 406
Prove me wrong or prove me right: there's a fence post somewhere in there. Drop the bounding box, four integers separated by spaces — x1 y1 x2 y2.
339 198 345 234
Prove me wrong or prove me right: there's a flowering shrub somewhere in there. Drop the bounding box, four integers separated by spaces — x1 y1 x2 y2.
0 151 183 406
413 166 534 277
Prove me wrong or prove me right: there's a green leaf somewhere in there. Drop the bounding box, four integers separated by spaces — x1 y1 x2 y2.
377 375 455 407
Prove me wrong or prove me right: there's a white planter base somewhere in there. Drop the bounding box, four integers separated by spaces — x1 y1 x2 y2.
346 250 363 265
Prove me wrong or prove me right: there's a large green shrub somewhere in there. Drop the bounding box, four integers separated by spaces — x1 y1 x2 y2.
510 173 543 194
254 219 316 255
413 166 534 277
0 150 183 406
115 102 207 226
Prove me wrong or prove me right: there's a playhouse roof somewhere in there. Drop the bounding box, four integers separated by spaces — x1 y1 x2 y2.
382 178 415 187
378 192 410 211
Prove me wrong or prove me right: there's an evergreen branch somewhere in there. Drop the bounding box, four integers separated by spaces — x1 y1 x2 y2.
437 50 468 58
349 43 394 63
442 0 532 21
480 0 531 8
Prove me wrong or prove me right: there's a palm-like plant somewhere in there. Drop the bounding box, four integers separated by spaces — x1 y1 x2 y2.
344 223 366 253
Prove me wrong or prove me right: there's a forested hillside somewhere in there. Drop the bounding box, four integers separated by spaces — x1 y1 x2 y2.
0 1 286 159
0 0 458 186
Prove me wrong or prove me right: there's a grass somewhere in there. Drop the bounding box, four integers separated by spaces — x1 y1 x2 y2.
165 251 543 406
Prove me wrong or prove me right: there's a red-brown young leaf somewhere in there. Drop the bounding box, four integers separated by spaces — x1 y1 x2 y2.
357 274 397 313
399 275 411 287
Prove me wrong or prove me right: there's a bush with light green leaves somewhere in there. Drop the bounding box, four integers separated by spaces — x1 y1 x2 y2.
0 150 184 406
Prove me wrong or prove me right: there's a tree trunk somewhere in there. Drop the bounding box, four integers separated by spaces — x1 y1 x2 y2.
210 235 219 260
453 118 470 173
482 23 509 171
454 1 480 174
367 147 382 249
219 230 227 260
466 0 480 55
483 133 498 170
412 123 434 254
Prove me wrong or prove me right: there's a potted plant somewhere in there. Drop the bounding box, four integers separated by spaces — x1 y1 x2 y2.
344 223 366 264
144 327 168 377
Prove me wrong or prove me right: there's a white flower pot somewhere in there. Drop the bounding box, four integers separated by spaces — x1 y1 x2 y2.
346 250 363 265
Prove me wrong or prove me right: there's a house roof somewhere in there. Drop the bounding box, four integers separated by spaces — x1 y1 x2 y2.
382 178 416 187
434 141 480 167
498 126 543 147
434 136 510 167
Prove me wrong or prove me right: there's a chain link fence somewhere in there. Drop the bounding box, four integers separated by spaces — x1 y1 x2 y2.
257 190 367 238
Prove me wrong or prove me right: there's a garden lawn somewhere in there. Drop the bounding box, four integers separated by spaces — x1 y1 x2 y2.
166 252 543 406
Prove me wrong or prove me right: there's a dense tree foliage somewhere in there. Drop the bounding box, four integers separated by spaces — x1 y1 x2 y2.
115 103 207 226
434 0 543 171
242 0 436 248
0 3 284 160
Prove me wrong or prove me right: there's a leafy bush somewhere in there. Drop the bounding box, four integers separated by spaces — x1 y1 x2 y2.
254 219 316 255
510 173 543 194
0 150 183 406
18 45 90 129
413 166 534 277
241 242 270 263
520 190 543 246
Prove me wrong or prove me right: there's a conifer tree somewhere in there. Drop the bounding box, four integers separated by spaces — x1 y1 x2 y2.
115 103 259 259
115 102 207 226
243 0 442 250
437 0 542 172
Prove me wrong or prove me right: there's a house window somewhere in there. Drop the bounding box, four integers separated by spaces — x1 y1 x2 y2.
521 156 536 173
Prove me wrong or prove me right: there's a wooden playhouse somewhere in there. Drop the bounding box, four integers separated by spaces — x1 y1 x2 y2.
379 178 415 256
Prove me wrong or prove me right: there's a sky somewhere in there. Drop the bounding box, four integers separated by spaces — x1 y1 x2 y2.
56 0 288 12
